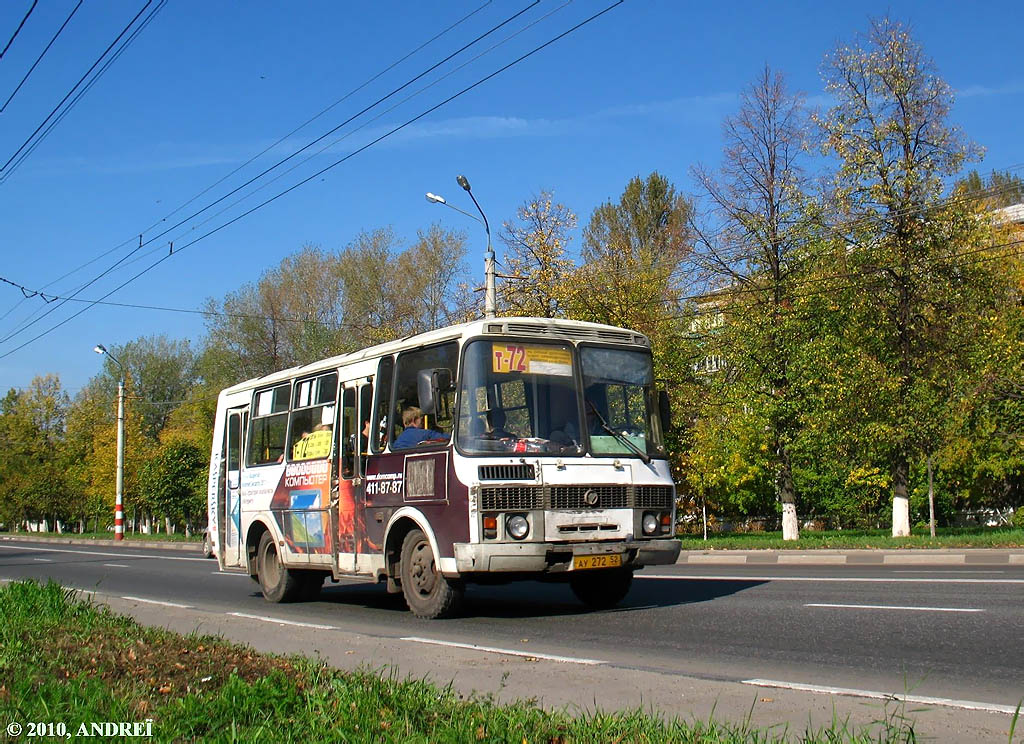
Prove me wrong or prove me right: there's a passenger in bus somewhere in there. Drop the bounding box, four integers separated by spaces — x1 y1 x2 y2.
292 423 333 460
393 406 448 449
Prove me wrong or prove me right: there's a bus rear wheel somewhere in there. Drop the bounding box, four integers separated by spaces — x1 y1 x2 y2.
400 529 464 619
257 531 302 603
570 568 633 610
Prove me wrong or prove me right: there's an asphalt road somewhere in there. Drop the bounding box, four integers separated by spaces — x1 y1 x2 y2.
1 539 1021 739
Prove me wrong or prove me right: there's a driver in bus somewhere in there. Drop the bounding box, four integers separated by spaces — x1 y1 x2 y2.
394 406 448 449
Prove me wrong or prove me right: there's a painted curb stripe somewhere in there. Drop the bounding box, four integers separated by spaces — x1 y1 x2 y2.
0 544 208 562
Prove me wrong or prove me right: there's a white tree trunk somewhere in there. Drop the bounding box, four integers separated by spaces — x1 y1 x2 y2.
781 501 799 541
892 460 911 537
892 495 911 537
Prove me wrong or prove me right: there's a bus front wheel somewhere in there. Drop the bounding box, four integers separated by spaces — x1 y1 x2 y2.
257 531 301 603
570 568 633 610
400 529 464 619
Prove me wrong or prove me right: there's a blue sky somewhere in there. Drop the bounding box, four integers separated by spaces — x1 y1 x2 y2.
1 0 1022 396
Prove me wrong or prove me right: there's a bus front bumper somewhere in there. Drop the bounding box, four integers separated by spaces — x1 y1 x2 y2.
452 538 680 574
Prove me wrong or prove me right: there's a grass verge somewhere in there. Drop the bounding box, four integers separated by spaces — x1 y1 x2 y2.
0 580 932 743
677 526 1024 550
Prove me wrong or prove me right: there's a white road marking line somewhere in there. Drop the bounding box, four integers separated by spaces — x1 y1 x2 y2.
121 596 193 609
33 558 52 562
401 636 606 665
103 563 130 568
743 678 1020 715
805 603 984 613
227 612 337 630
0 544 207 562
640 573 1024 584
212 571 248 576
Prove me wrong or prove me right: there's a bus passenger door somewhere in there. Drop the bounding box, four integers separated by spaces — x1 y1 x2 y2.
336 384 361 572
222 407 247 567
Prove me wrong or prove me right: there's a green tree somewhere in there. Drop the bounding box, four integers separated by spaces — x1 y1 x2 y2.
959 169 1024 209
139 440 207 535
692 66 819 540
0 375 73 530
815 17 1002 536
499 191 577 318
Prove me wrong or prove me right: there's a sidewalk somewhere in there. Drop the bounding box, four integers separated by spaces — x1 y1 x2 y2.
676 548 1024 565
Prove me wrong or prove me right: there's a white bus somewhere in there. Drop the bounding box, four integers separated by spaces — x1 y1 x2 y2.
207 316 680 618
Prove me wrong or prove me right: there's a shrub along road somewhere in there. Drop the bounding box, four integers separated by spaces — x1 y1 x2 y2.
0 538 1020 741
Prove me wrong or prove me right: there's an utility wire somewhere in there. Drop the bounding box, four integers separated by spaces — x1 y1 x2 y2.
0 1 153 177
0 1 626 361
0 1 536 344
0 0 83 114
1 0 165 182
0 0 37 60
0 3 493 323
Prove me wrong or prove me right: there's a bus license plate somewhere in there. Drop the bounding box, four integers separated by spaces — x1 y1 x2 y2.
572 554 623 571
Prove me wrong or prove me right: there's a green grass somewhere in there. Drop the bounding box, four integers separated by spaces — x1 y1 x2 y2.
2 529 202 543
677 526 1024 550
0 579 931 743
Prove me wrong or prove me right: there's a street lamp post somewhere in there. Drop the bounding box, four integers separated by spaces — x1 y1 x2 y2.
93 344 125 541
426 174 496 318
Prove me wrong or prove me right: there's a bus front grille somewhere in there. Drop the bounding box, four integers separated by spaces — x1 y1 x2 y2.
479 464 535 481
550 485 629 509
635 485 675 509
479 484 673 511
480 486 544 511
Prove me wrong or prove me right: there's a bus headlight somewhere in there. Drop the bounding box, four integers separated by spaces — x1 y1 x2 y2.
642 512 659 536
506 515 530 540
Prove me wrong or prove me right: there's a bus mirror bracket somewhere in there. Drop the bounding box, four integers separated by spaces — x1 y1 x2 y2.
658 389 672 431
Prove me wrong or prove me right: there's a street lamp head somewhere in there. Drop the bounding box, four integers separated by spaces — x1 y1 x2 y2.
456 174 471 192
425 192 446 205
93 344 107 355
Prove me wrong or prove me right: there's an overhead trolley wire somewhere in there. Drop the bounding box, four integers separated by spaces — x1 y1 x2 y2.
0 2 488 324
0 1 543 344
0 0 83 114
0 0 626 362
0 0 37 60
1 0 166 183
0 0 156 179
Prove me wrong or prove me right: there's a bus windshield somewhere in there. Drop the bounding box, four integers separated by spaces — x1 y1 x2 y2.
580 346 664 458
456 340 665 458
457 340 584 455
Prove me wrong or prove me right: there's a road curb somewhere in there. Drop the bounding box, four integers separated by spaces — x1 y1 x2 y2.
676 548 1024 566
0 535 202 552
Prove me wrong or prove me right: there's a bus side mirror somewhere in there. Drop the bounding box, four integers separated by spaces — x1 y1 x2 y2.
417 368 453 415
658 389 672 431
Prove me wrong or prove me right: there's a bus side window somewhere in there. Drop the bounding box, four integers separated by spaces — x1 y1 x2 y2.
341 387 356 478
358 384 373 474
288 372 338 462
392 342 458 439
247 383 290 466
373 357 394 452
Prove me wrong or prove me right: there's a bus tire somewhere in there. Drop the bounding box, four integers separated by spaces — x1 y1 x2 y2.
257 531 301 603
400 528 463 619
570 568 633 610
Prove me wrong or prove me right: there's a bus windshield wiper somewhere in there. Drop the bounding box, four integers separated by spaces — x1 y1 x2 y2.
587 402 651 464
